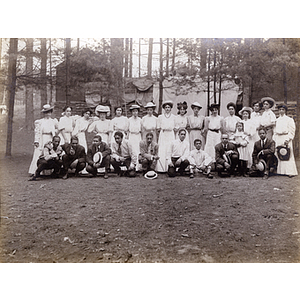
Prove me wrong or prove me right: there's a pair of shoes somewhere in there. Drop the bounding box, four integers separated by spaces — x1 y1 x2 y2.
104 174 108 179
88 173 96 178
28 176 36 181
190 174 194 179
263 174 269 180
62 173 68 180
207 173 213 179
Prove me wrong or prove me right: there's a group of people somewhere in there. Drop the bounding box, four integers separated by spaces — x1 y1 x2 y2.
28 96 298 181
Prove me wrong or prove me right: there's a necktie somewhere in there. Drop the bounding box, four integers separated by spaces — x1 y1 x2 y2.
262 140 264 148
117 143 122 156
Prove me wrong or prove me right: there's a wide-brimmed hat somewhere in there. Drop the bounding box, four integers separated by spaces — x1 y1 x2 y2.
95 105 110 116
191 102 202 109
129 104 140 110
162 100 173 108
261 97 275 108
223 153 231 165
276 145 290 161
209 103 220 111
239 106 253 116
93 152 103 164
144 170 158 180
144 102 156 109
256 159 267 172
41 104 54 113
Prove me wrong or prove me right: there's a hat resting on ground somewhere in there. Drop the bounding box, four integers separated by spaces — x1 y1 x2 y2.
239 106 253 116
41 104 54 113
93 152 103 164
191 102 202 109
144 102 156 109
256 159 267 172
276 145 290 161
144 170 158 180
261 97 275 108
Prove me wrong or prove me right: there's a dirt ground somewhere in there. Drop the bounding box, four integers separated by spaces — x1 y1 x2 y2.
0 114 300 263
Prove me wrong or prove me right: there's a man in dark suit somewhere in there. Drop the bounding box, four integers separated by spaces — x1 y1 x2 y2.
138 132 159 175
215 133 239 177
86 135 111 178
250 126 277 179
61 136 86 179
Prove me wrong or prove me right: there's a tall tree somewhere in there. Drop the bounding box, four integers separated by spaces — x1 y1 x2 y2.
40 38 47 108
147 38 153 77
158 38 164 114
171 38 176 74
166 38 169 77
6 38 18 157
124 38 129 78
129 38 133 78
25 38 34 129
65 38 71 107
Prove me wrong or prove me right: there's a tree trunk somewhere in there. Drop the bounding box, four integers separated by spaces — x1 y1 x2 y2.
77 38 80 52
166 38 169 77
129 38 133 78
0 38 5 105
213 48 217 104
6 38 18 157
40 38 47 108
207 48 211 115
25 38 34 130
200 38 207 71
49 38 53 106
172 38 176 74
282 38 288 104
147 38 153 77
65 38 71 107
138 38 141 78
158 38 163 114
124 38 129 78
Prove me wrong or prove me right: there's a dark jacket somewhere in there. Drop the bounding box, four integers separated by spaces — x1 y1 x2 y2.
62 143 86 163
215 142 238 165
252 138 275 164
139 140 159 160
86 142 111 166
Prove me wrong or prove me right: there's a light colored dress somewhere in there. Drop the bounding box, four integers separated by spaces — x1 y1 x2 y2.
261 109 276 139
187 114 205 150
142 115 158 142
110 116 129 143
72 117 90 151
88 118 111 144
224 115 241 141
175 115 189 147
156 113 176 172
241 119 256 168
128 116 142 169
58 115 75 144
251 112 262 142
28 117 58 174
273 114 298 176
203 115 223 162
233 131 249 161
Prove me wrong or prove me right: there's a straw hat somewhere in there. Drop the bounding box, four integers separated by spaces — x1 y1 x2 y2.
256 159 267 172
93 152 103 164
239 106 253 116
261 97 275 108
95 105 110 116
129 104 140 110
276 145 290 161
144 102 156 109
191 102 202 109
162 100 174 108
41 104 54 113
144 170 158 180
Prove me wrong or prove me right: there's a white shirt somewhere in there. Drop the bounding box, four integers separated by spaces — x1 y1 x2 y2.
168 139 190 161
188 149 212 168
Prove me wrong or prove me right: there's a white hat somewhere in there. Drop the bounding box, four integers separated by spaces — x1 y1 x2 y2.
93 152 103 164
95 105 110 115
144 102 156 109
191 102 202 109
129 104 140 110
144 170 158 180
256 159 267 172
41 104 54 113
162 100 173 108
239 106 253 116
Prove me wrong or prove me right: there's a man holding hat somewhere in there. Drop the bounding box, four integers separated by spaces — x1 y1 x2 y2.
86 134 112 178
249 126 277 179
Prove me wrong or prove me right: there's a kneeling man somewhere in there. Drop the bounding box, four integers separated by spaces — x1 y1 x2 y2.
86 135 111 179
139 132 159 175
110 131 137 177
215 133 239 177
167 128 190 177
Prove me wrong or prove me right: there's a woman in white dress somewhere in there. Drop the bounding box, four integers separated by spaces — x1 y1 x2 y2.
187 102 205 150
157 100 176 172
175 101 189 145
239 106 256 169
203 103 224 162
58 106 76 144
28 104 58 175
223 102 241 142
72 108 92 152
250 100 263 142
109 106 129 144
273 104 298 177
141 102 157 142
88 105 111 144
260 97 276 140
128 104 142 170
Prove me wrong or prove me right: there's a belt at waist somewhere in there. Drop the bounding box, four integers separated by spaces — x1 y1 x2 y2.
42 133 52 135
162 129 173 132
190 128 202 131
209 128 220 133
129 132 141 135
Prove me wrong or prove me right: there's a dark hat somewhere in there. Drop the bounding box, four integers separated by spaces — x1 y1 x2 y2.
276 145 290 161
261 97 275 108
209 103 220 111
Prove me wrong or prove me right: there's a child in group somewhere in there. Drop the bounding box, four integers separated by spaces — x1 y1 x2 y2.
233 121 249 176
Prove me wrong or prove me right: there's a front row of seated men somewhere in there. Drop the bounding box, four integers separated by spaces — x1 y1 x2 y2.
29 126 277 181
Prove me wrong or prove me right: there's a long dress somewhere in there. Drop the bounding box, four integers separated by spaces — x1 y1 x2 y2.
72 117 90 152
241 119 256 168
110 116 129 144
251 111 262 142
273 114 298 176
187 114 205 150
175 115 189 147
88 118 111 144
156 113 176 172
141 115 157 142
203 115 223 162
58 115 75 144
233 131 249 161
223 115 241 142
128 116 142 170
28 117 58 174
